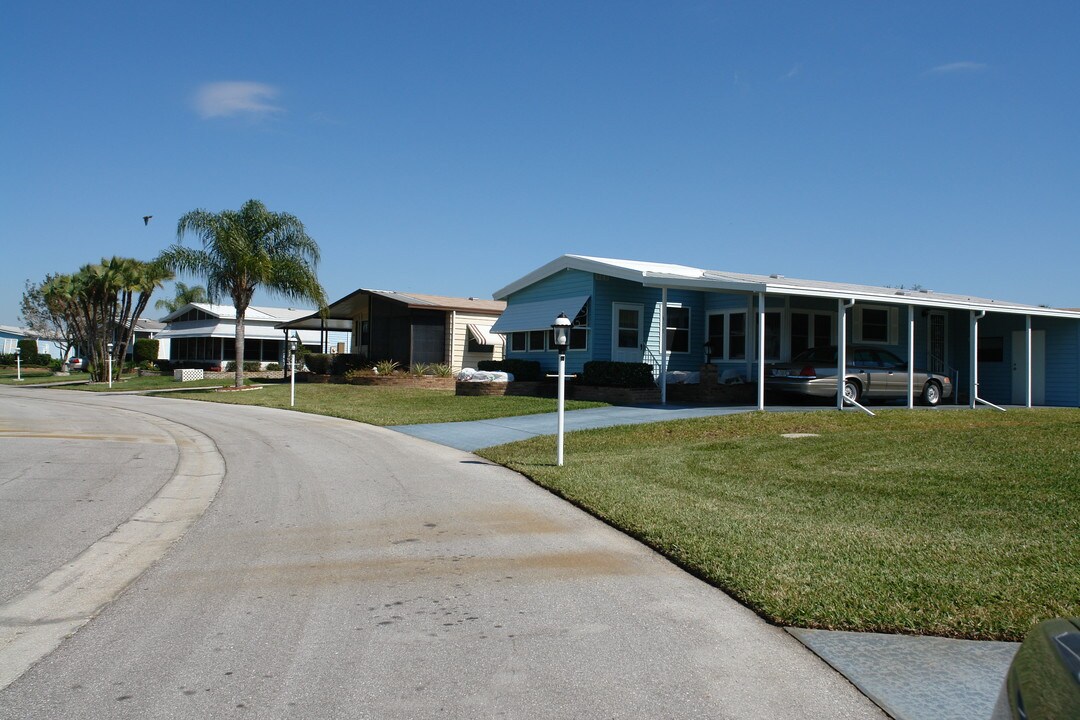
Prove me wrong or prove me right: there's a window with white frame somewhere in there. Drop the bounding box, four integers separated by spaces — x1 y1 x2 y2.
527 330 547 352
790 311 834 357
2 338 17 354
706 310 746 360
510 332 526 352
665 306 690 353
854 305 897 345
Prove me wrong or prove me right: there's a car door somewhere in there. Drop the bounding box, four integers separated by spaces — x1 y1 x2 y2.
849 348 884 398
874 349 907 396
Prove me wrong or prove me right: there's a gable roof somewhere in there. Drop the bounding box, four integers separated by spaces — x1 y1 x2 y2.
278 288 505 331
493 255 1080 319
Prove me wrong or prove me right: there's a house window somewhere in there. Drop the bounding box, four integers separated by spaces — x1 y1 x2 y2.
978 336 1004 363
791 312 833 357
510 332 526 352
528 330 547 352
706 310 746 360
468 336 494 353
570 300 589 351
854 305 896 345
360 320 370 347
665 306 690 353
764 311 782 360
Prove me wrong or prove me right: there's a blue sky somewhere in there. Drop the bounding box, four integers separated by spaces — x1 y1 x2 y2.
4 1 1078 326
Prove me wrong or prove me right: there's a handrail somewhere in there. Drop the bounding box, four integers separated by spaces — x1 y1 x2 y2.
640 343 663 382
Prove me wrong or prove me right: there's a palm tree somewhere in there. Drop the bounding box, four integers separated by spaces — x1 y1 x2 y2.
160 199 326 387
154 281 209 314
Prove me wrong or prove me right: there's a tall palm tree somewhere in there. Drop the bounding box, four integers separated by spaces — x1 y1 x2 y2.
160 199 326 387
154 281 209 314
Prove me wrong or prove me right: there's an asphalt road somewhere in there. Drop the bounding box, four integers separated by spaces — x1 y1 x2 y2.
0 387 885 719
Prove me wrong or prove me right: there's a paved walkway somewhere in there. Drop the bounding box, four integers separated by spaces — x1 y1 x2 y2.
388 402 1019 720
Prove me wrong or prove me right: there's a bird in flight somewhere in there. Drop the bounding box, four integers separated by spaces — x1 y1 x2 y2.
143 215 153 225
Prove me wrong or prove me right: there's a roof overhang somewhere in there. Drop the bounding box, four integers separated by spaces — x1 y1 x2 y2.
490 295 590 334
467 323 504 348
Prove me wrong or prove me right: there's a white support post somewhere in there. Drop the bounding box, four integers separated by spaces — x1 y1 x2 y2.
757 292 766 410
290 344 296 407
970 311 978 409
837 299 847 410
660 287 668 405
1025 315 1033 408
907 305 915 409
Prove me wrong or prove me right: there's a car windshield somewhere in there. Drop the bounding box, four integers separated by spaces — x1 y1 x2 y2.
792 346 837 364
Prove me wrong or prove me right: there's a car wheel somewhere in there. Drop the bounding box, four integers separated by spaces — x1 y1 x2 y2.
921 381 942 407
843 379 861 404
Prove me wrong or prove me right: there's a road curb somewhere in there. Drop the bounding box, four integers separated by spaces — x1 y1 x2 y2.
0 415 225 690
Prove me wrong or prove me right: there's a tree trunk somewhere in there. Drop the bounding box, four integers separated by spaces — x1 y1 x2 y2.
234 306 246 388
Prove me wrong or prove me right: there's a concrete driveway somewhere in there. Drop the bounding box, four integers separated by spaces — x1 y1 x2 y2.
0 387 883 719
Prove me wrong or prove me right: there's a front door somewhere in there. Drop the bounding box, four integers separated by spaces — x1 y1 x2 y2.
612 303 644 363
927 312 947 374
1011 330 1045 405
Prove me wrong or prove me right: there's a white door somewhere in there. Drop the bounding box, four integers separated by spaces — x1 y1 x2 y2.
612 303 644 363
1011 330 1045 405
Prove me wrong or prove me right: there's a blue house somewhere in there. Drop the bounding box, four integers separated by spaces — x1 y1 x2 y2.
490 255 1080 408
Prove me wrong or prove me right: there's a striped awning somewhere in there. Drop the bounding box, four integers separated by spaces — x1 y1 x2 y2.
467 324 504 347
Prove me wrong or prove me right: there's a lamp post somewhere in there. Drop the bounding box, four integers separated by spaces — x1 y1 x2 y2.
106 342 114 388
289 333 299 407
14 347 21 381
551 313 571 466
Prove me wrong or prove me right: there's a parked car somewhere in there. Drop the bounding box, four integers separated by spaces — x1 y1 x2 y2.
991 617 1080 719
66 357 86 371
765 345 952 406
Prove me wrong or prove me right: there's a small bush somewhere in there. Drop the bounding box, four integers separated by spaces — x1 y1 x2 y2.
429 363 452 377
266 363 282 372
374 359 401 375
478 359 543 381
137 360 159 371
134 338 159 364
409 362 430 376
580 361 655 388
343 368 369 381
305 353 332 374
330 353 368 376
225 361 262 372
49 358 63 371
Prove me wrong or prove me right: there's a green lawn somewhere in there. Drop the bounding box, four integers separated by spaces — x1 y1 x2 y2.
170 381 607 426
0 367 85 385
55 373 233 392
479 408 1080 641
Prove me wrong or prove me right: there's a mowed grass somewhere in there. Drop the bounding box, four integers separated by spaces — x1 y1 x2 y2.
479 408 1080 640
58 374 231 392
170 381 607 426
0 367 85 385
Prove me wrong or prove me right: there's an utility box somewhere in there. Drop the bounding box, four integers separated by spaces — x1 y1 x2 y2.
174 368 205 382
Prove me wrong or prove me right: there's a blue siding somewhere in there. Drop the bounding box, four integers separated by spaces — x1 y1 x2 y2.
503 269 595 374
1043 317 1080 406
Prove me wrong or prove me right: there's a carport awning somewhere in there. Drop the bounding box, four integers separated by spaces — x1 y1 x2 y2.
467 324 504 347
490 295 589 334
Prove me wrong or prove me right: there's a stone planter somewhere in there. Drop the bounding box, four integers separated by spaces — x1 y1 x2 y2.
345 375 455 389
455 380 553 397
571 385 661 405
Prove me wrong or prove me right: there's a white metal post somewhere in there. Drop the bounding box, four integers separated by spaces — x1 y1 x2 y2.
1025 315 1032 408
290 344 296 407
15 351 21 381
907 305 915 409
837 299 847 410
757 292 765 410
107 353 112 388
557 351 566 466
970 311 980 409
659 288 668 405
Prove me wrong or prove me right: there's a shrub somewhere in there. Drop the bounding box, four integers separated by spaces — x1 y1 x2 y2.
49 358 63 371
409 362 430 376
16 340 48 365
429 363 452 377
330 353 368 376
305 353 332 374
374 359 401 375
134 338 159 364
225 361 262 372
580 361 655 388
137 360 159 371
266 363 282 372
343 368 369 381
477 359 543 382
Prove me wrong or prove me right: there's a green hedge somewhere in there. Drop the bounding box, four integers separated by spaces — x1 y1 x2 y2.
580 361 655 388
225 361 262 372
134 338 159 364
305 353 332 374
477 359 543 382
330 353 368 375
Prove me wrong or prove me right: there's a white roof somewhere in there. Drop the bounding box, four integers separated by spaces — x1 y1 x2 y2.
493 255 1080 319
160 303 316 324
155 322 325 343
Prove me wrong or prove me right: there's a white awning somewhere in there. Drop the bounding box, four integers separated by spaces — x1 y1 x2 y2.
490 295 589 334
467 323 504 348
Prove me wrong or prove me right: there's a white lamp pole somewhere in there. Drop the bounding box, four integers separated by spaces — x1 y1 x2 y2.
289 334 298 407
106 342 114 388
552 313 571 467
15 348 21 381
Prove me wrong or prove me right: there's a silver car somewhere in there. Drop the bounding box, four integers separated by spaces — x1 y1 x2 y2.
765 345 953 406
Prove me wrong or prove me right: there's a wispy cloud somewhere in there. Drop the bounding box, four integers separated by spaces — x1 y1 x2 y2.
194 81 283 119
926 61 988 76
783 63 802 80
